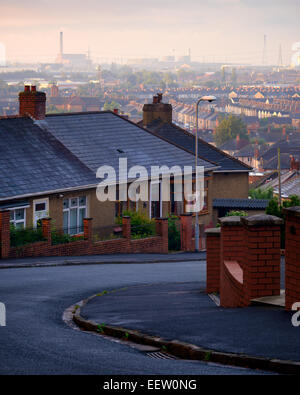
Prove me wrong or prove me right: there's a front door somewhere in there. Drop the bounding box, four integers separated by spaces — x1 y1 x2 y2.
33 198 49 227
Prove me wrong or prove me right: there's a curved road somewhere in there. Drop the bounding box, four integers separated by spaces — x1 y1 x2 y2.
0 261 262 375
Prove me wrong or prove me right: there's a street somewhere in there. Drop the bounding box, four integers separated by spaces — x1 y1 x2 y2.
0 261 263 374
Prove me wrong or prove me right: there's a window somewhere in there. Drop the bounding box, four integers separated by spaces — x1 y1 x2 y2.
10 208 26 229
182 177 210 215
115 186 138 217
63 196 87 235
150 181 162 219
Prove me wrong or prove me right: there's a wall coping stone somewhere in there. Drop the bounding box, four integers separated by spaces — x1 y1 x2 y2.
205 227 221 235
219 216 242 226
242 214 283 226
283 206 300 217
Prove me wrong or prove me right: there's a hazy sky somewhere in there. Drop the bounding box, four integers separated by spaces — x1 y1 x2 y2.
0 0 299 65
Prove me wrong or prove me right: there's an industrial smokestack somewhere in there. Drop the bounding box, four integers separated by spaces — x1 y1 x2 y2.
60 31 63 55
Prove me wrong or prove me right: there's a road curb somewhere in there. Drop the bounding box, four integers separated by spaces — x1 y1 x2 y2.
0 256 206 270
73 291 300 375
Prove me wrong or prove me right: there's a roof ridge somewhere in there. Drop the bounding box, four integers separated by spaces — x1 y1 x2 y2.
166 121 252 170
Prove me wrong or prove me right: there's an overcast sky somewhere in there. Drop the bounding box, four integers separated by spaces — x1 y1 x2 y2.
0 0 299 65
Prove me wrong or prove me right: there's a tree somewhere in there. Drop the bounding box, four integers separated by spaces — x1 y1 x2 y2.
103 101 120 111
214 115 248 146
249 187 273 199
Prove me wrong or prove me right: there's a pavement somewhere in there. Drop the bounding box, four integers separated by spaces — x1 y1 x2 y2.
80 280 300 366
0 252 206 269
0 260 265 374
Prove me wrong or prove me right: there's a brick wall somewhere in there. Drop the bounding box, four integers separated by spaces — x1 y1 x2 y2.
2 217 168 259
206 214 283 308
242 215 282 301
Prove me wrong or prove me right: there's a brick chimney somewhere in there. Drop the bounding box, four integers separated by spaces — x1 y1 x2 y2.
290 156 300 171
50 83 59 97
19 85 46 120
142 93 172 127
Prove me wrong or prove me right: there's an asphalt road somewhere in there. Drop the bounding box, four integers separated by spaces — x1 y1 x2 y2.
0 261 265 375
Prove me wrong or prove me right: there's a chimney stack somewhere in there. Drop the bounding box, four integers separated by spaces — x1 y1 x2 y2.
113 108 119 114
19 85 46 120
60 31 63 56
290 156 300 171
142 93 172 127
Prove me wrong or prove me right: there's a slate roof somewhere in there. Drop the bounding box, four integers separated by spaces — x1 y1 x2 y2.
39 112 217 178
213 198 270 209
0 112 220 202
219 137 250 153
0 117 97 200
140 119 251 172
274 175 300 198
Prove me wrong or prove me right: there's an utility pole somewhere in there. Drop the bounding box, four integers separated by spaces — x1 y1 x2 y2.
278 147 282 207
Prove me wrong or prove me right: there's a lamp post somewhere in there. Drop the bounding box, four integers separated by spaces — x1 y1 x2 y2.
195 95 216 252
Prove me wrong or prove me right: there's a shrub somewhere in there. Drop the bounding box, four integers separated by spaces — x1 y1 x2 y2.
225 210 248 217
249 187 273 200
51 231 84 245
265 195 300 248
10 225 46 247
116 210 155 238
168 215 181 251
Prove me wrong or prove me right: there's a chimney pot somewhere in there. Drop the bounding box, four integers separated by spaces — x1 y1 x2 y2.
153 96 158 104
24 85 30 92
31 85 36 92
113 108 119 114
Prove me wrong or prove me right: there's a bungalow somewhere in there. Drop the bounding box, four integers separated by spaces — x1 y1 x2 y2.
0 86 217 236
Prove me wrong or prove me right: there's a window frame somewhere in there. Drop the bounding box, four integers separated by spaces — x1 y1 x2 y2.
9 207 26 229
63 196 87 235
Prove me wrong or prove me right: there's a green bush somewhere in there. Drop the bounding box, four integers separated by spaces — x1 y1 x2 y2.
168 215 181 251
10 225 46 247
265 195 300 248
116 210 155 238
51 231 84 245
225 210 248 217
249 187 273 200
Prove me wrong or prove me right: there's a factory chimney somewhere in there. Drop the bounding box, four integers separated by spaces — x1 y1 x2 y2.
60 31 63 56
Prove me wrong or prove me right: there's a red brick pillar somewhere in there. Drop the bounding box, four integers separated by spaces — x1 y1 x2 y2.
205 227 221 293
122 216 131 253
83 218 93 242
180 214 193 251
219 216 245 307
122 216 131 239
155 218 168 253
284 207 300 310
41 218 52 246
0 210 10 259
242 214 283 302
220 216 244 264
